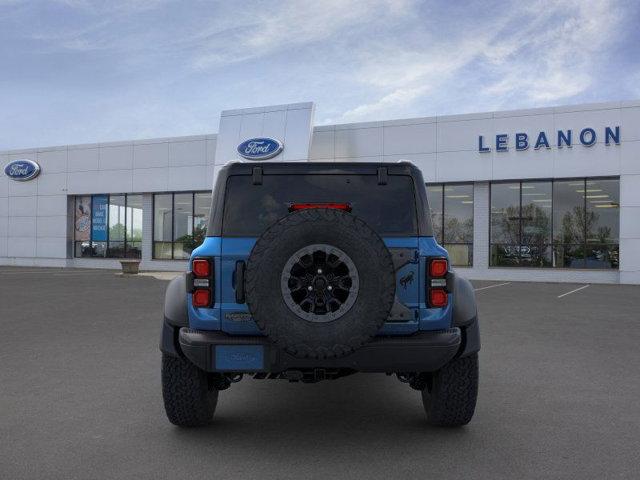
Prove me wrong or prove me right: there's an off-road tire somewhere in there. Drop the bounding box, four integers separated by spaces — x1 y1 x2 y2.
245 208 396 359
422 353 478 427
161 353 218 427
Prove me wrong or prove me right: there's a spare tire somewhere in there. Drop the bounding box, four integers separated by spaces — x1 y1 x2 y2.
245 208 395 359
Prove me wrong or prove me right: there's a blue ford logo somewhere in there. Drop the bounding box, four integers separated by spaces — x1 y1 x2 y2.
237 137 283 160
4 159 41 181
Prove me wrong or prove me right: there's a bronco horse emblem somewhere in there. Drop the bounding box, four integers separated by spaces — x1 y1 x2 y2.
399 271 414 289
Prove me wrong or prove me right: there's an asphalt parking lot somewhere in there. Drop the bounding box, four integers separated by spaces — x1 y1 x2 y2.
1 268 639 480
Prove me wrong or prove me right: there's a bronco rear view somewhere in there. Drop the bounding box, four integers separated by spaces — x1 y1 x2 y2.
160 162 480 427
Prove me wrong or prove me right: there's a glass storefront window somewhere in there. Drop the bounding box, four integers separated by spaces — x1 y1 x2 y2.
152 191 212 259
490 182 520 267
426 185 443 244
108 195 125 258
173 193 193 260
520 181 552 267
153 194 173 259
491 178 619 269
126 195 143 258
73 193 143 259
426 183 473 266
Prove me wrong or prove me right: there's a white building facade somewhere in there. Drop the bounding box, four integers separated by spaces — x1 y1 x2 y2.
1 100 639 284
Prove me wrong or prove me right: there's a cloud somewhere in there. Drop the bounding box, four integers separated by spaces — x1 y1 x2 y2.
190 0 413 70
334 0 627 122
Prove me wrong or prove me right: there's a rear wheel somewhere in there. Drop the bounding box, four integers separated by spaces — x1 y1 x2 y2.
161 353 218 427
422 353 478 427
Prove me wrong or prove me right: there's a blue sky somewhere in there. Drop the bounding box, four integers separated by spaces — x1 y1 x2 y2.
1 0 639 150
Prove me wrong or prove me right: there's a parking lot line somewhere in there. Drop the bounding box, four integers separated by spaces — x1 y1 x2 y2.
557 284 590 298
474 282 511 292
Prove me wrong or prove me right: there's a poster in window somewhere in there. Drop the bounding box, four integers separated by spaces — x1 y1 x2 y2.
74 196 91 241
91 195 108 242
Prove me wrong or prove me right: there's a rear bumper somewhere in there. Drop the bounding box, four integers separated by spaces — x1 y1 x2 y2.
172 326 464 374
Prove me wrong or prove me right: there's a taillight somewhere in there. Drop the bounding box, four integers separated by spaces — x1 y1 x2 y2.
289 203 352 212
429 258 448 277
427 257 448 308
191 257 213 308
192 289 211 308
429 288 448 308
192 259 210 277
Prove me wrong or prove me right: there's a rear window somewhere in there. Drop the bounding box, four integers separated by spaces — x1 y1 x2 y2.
222 174 417 236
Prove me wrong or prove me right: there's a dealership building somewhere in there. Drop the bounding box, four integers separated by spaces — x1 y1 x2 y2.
1 100 639 284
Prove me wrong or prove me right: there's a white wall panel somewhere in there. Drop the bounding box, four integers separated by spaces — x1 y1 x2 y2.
8 178 37 196
67 171 102 195
97 169 133 193
167 166 208 191
620 174 640 206
68 147 99 172
99 144 133 170
206 138 217 164
169 140 206 167
262 110 287 142
282 106 315 161
383 123 436 155
37 172 67 195
7 237 36 257
37 215 67 237
553 142 620 178
8 196 37 216
36 237 67 258
309 130 335 160
214 113 243 165
620 140 640 175
437 151 492 182
620 107 640 142
239 112 265 140
0 198 7 217
492 145 554 181
37 195 67 217
438 118 494 152
133 167 169 192
134 142 169 169
8 217 36 237
334 127 382 158
36 149 67 173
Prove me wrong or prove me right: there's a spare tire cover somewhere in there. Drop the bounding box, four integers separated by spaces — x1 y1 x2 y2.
245 208 395 359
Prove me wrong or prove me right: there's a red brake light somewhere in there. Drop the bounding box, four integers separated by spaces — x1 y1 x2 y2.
429 289 448 308
429 258 448 277
192 259 210 277
289 203 352 212
192 289 211 308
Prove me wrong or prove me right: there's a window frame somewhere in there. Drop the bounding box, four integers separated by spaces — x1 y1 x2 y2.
489 176 620 269
73 193 143 259
152 191 212 260
426 181 474 267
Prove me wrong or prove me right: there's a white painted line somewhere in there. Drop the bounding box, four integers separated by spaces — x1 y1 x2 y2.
474 282 511 292
557 284 590 298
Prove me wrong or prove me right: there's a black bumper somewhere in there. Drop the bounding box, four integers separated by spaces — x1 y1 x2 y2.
167 325 467 374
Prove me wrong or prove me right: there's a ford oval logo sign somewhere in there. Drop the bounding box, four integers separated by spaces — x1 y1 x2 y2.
237 137 283 160
4 159 41 182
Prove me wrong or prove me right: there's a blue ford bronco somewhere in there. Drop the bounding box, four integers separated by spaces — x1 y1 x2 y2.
160 161 480 427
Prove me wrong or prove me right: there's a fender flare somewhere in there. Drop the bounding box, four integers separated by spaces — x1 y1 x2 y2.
448 271 480 357
164 273 189 327
449 271 477 327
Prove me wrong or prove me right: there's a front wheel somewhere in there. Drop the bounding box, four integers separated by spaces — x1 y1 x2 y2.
422 353 478 427
161 353 218 427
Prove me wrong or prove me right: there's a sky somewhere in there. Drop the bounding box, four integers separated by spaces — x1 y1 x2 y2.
1 0 639 150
